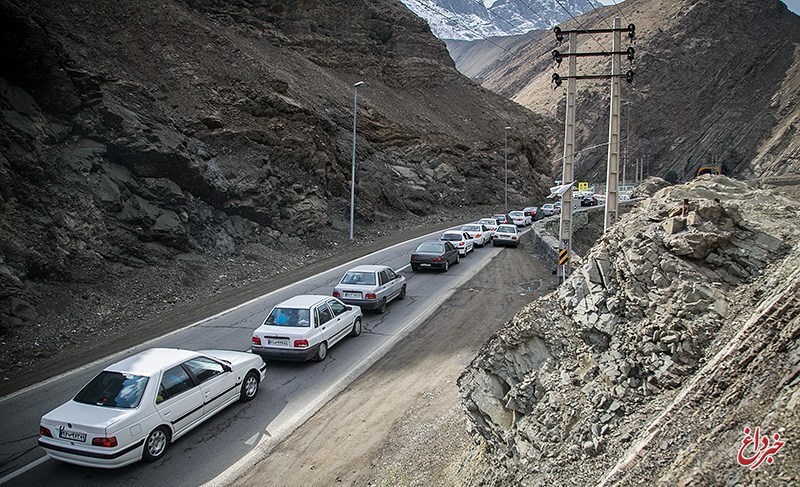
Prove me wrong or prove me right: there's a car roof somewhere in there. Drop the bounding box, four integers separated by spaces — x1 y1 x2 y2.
442 230 464 235
509 210 523 214
274 294 333 309
523 207 537 211
344 265 387 273
106 348 201 376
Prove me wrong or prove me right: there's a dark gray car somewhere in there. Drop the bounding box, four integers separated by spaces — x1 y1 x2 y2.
410 241 460 272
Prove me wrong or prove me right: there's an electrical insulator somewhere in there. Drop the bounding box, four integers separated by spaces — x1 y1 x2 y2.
627 23 636 42
553 26 564 44
552 50 563 66
625 70 635 84
627 47 635 62
552 73 563 89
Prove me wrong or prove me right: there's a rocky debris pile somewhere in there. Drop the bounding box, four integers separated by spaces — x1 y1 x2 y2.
458 176 800 485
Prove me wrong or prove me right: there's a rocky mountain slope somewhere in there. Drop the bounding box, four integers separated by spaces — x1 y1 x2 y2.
447 0 800 183
400 0 599 40
0 0 554 372
458 175 800 485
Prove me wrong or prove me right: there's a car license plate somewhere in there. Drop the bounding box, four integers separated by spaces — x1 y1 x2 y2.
267 338 289 346
343 292 362 299
59 429 86 442
420 263 431 267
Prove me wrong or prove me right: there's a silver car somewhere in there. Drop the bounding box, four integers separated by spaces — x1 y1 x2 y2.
492 224 520 248
333 265 407 314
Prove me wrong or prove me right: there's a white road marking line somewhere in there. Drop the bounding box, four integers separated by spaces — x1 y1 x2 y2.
0 454 49 485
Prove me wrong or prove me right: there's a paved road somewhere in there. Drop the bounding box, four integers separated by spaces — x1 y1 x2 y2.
0 227 522 486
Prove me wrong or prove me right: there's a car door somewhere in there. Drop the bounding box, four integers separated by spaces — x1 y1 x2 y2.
463 232 473 252
183 356 237 417
327 299 354 335
444 241 457 263
377 268 394 301
385 267 401 299
314 303 338 345
155 364 204 435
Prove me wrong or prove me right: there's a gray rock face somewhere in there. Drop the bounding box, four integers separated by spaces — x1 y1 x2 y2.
458 176 800 485
0 0 553 334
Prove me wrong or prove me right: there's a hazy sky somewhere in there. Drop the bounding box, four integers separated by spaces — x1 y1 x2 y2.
594 0 800 15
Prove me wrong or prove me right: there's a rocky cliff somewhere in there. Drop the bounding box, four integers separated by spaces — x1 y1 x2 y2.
458 176 800 484
448 0 800 183
0 0 553 340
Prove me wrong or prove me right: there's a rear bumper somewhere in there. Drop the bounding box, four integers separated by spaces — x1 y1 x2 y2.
251 345 319 361
493 238 519 247
39 437 143 469
339 297 380 310
411 262 447 270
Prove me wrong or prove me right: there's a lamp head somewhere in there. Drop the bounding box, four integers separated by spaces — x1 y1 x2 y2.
354 81 364 87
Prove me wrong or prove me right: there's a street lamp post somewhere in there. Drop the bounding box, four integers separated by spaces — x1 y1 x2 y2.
504 126 511 213
349 81 364 240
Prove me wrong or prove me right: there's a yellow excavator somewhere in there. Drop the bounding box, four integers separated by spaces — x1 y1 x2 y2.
695 164 722 177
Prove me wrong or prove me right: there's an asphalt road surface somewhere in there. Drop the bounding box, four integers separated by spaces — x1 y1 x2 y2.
0 227 526 486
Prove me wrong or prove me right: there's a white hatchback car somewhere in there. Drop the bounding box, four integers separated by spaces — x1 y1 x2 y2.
251 295 362 362
440 230 474 256
38 348 266 468
477 218 499 237
333 265 406 314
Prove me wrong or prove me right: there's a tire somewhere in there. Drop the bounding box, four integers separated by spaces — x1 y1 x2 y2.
411 264 420 272
377 298 387 314
349 317 362 337
493 241 498 247
443 261 449 272
455 254 460 264
313 341 328 361
240 371 259 402
142 427 170 462
398 285 406 300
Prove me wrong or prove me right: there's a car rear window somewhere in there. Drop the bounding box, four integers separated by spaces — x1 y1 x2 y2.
264 307 311 327
462 225 479 231
74 371 149 408
440 233 462 241
498 225 517 233
510 212 522 217
416 243 443 253
341 271 376 285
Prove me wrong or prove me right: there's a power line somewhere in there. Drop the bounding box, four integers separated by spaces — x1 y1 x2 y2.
586 0 614 29
553 0 609 51
470 0 555 57
607 0 631 24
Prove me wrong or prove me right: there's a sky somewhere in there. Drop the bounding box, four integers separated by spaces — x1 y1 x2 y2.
594 0 800 15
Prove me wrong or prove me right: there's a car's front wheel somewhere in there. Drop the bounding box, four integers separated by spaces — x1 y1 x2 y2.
455 253 460 264
143 427 170 462
314 341 328 361
240 371 259 402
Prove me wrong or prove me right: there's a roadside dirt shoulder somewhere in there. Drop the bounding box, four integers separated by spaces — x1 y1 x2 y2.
234 237 558 487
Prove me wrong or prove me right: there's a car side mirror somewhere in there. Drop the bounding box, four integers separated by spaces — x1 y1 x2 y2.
344 306 352 311
223 363 233 373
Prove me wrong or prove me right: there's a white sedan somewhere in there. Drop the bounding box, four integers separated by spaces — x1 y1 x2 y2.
39 348 266 468
508 210 532 226
440 230 474 256
461 224 491 247
251 295 363 362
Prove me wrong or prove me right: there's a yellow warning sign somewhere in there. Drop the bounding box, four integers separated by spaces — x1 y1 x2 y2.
559 248 569 266
577 181 589 192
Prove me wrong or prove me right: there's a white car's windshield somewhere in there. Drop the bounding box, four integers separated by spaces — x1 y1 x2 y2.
74 371 149 408
265 307 311 327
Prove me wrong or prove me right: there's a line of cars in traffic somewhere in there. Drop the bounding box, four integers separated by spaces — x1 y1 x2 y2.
36 210 539 469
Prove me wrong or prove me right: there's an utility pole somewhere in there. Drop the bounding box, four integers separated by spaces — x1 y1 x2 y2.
557 31 577 280
551 19 636 274
504 126 511 213
605 17 622 230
